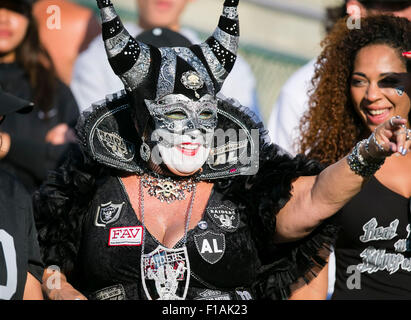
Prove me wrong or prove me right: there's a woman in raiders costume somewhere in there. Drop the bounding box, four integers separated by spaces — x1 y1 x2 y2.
34 0 410 300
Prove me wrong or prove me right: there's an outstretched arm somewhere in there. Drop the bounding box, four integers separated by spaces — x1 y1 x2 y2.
275 115 409 242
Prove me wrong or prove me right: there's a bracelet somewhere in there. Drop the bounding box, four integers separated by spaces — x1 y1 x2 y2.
347 140 385 177
368 132 385 153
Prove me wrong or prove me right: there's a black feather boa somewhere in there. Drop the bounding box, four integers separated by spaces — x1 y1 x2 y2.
33 144 107 275
33 98 339 299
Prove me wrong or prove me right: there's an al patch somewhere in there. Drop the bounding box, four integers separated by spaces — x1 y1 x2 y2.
95 201 124 227
207 204 239 232
194 231 225 264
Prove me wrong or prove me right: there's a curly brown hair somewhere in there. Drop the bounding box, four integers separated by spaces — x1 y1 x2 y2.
298 15 411 165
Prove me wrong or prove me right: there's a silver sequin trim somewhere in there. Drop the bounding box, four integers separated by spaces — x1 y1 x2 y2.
199 43 228 89
156 48 177 99
120 42 151 91
213 27 239 55
100 6 117 23
222 6 238 20
172 47 215 96
104 28 130 58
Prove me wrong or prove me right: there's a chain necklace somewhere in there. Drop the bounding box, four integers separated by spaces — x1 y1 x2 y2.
140 176 197 300
140 173 196 203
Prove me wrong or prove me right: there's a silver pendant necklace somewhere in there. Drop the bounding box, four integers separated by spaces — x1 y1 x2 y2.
141 173 196 203
140 177 197 300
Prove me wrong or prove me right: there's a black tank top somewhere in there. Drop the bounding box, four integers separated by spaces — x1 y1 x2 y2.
332 176 411 299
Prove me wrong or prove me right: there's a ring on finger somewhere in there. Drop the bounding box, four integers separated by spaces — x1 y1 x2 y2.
389 115 401 127
407 129 411 141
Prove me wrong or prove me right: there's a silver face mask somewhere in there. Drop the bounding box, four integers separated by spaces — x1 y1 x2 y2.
144 94 218 176
145 94 218 135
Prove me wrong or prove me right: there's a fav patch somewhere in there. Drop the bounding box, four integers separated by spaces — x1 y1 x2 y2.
96 128 135 162
91 284 126 300
194 289 231 300
94 201 124 227
108 226 143 246
95 201 124 227
194 231 225 264
207 204 239 232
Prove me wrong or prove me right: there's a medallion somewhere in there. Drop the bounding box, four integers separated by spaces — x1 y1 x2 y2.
141 174 196 203
141 245 190 300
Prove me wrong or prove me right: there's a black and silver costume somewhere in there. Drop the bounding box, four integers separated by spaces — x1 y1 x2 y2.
34 0 337 300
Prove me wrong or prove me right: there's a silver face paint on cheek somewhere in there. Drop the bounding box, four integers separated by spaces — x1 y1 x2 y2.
396 86 405 96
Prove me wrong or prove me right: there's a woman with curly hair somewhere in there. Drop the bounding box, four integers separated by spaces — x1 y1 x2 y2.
296 15 411 299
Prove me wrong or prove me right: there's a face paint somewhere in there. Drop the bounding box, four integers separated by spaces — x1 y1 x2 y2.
378 75 406 96
396 86 405 96
145 94 217 175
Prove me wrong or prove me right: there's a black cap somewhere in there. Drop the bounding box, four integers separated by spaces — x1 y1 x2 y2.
135 28 192 48
0 88 33 116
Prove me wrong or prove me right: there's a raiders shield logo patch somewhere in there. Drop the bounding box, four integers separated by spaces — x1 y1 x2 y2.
141 245 190 300
194 231 225 264
95 201 124 227
96 128 135 162
207 204 239 232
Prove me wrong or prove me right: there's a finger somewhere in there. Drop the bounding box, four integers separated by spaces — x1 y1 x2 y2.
386 115 407 130
394 125 408 156
404 139 411 154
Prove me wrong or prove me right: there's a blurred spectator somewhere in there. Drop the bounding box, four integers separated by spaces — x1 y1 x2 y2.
0 0 79 193
33 0 101 84
0 88 43 300
267 0 411 156
70 0 262 119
